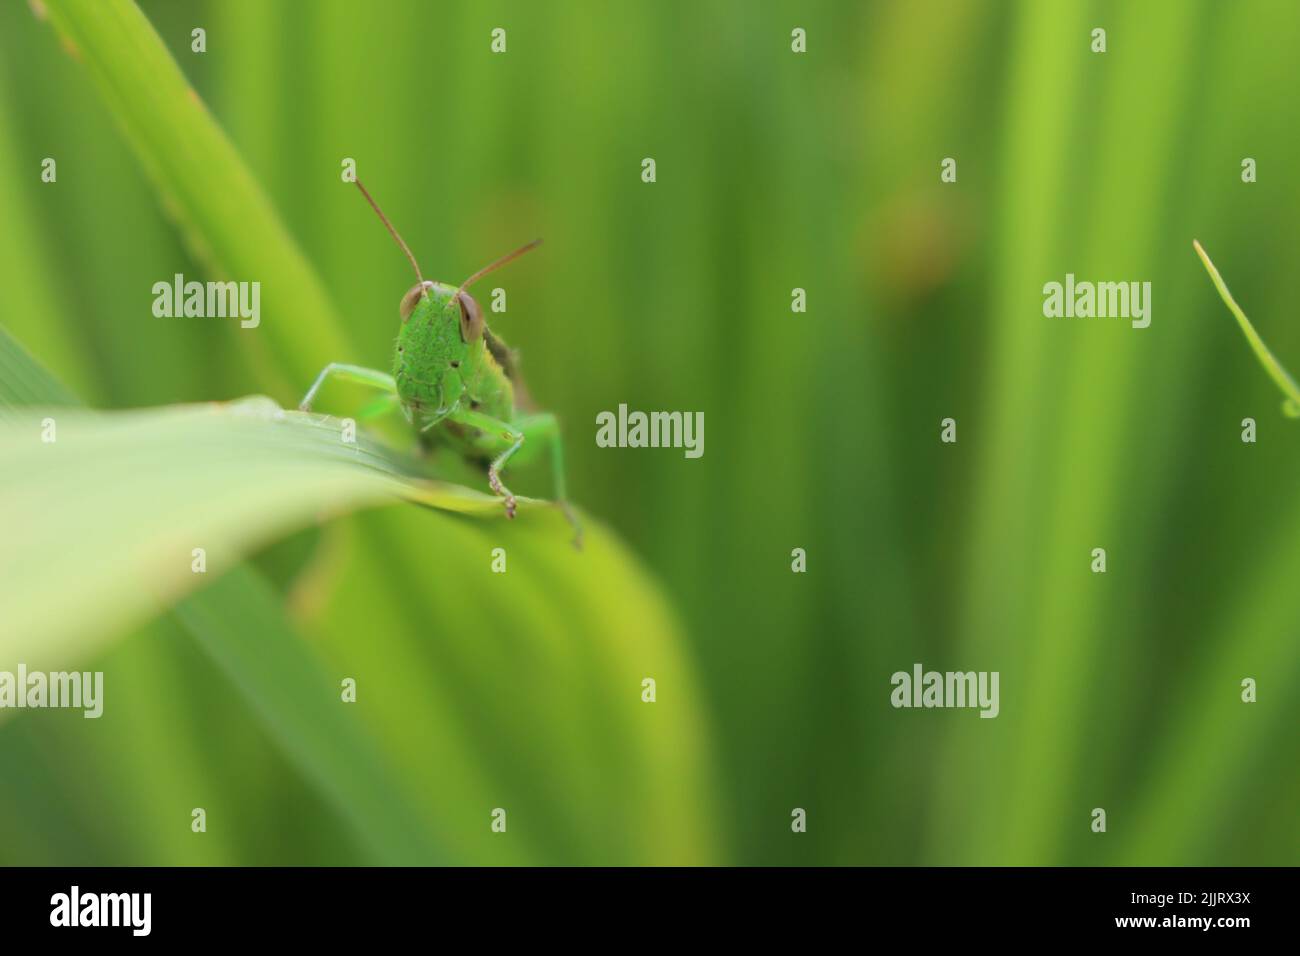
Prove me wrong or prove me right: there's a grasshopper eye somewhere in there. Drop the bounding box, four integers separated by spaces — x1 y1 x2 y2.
456 290 484 343
400 281 434 321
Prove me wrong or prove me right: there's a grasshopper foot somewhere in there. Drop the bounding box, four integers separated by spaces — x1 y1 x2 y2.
488 465 517 518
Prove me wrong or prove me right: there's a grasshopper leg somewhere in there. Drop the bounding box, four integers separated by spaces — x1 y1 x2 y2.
447 408 526 519
513 412 583 549
299 363 398 411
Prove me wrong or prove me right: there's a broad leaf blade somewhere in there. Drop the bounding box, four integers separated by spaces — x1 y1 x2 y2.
0 396 535 669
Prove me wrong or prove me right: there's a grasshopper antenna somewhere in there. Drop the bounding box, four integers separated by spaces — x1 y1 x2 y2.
457 239 542 298
355 179 424 286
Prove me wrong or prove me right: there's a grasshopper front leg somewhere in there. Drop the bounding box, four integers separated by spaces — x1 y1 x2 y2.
299 363 398 411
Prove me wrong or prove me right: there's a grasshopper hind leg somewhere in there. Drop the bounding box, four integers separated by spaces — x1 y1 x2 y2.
515 411 583 549
447 408 526 519
447 408 583 548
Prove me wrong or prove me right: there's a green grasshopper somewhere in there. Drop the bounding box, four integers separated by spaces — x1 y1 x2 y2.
301 181 581 545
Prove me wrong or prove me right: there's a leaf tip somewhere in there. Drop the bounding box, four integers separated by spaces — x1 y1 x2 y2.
1192 238 1224 287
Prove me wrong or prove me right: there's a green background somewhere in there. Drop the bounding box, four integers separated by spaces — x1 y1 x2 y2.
1 0 1297 865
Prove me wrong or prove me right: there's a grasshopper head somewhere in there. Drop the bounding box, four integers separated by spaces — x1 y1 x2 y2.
353 178 532 347
393 281 477 417
400 280 484 343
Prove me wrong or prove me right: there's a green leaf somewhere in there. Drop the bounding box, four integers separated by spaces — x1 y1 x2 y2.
0 324 78 413
1194 239 1300 417
174 563 442 864
0 325 444 862
38 0 353 395
0 393 543 669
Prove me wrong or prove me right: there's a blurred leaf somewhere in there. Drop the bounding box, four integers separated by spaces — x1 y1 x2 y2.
1194 239 1300 417
38 0 353 395
0 322 444 862
0 386 545 669
175 563 443 864
0 324 78 412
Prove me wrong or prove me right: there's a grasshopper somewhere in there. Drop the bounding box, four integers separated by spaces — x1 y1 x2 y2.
301 181 581 546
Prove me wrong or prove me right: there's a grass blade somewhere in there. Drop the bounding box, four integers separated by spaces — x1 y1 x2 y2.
1194 239 1300 416
175 563 442 864
38 0 353 393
